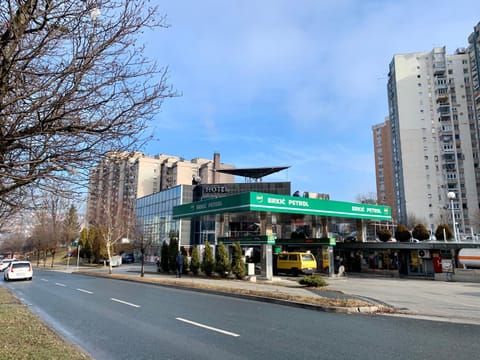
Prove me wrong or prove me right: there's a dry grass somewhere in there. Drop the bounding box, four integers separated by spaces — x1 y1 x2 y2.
80 271 392 312
0 287 91 360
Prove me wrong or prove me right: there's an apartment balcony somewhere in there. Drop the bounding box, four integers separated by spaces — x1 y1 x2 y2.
439 127 453 135
433 63 446 75
442 154 456 163
437 105 450 114
436 95 449 102
435 87 449 102
475 92 480 104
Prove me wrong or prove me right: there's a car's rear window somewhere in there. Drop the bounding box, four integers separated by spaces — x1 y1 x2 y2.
12 263 30 269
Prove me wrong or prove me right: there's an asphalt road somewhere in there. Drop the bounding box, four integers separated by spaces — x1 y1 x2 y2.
3 270 480 360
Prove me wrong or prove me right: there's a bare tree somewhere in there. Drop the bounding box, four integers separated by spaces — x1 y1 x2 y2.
96 201 131 274
29 209 52 266
44 194 67 267
355 192 377 204
132 219 154 277
0 231 25 256
406 212 427 231
0 1 175 215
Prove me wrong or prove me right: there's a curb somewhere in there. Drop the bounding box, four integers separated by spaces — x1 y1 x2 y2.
74 271 383 314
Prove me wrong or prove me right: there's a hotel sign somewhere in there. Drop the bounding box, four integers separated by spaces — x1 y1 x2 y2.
203 185 229 194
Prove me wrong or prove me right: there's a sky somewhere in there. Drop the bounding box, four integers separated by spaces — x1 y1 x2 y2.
139 0 480 202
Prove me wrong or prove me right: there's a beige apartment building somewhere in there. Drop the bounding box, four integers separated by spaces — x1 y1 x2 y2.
86 151 234 228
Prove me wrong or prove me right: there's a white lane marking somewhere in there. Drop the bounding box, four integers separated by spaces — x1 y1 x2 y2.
110 298 141 308
40 278 48 282
76 288 93 294
55 282 66 287
176 317 240 337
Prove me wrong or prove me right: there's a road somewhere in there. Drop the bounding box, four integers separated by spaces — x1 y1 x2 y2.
3 270 480 360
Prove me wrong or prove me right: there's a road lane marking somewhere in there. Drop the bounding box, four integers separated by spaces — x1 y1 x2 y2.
40 279 48 282
176 317 240 337
55 282 66 287
76 288 93 294
110 298 141 308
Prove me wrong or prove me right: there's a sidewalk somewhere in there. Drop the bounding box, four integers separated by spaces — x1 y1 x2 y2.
56 264 480 324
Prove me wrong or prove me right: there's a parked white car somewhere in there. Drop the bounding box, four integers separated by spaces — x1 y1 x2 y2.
4 261 33 281
0 258 18 272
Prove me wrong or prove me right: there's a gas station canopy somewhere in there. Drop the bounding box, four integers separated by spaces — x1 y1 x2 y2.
173 192 391 221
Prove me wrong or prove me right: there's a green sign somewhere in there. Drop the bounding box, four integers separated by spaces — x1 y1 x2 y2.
249 193 390 220
217 235 275 245
275 237 336 246
173 192 391 221
173 192 251 218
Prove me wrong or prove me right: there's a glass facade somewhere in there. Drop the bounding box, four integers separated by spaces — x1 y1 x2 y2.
136 182 292 250
136 185 193 256
191 182 291 244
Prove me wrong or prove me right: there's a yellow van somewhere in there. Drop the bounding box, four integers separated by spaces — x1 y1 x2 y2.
275 252 317 276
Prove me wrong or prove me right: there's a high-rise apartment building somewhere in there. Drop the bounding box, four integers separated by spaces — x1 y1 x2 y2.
469 22 480 141
384 45 479 234
86 151 234 228
372 118 396 220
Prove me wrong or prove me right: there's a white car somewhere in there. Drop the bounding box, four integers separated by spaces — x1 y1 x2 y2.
4 261 33 281
0 258 18 272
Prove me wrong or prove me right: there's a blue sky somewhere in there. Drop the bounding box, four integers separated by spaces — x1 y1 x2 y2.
140 0 480 202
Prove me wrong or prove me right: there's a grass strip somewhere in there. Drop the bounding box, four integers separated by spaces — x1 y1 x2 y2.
0 287 91 360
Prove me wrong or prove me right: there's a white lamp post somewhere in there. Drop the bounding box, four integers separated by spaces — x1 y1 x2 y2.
447 192 458 242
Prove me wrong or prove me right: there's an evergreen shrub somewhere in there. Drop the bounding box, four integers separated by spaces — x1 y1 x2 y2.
299 275 328 287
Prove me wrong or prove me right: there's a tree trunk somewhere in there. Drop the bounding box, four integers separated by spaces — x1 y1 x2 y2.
106 240 113 274
140 250 145 277
50 250 56 268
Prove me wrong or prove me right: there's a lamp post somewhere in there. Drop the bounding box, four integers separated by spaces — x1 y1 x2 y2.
447 192 458 242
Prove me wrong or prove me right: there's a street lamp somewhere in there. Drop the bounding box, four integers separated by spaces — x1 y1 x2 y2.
447 192 458 242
